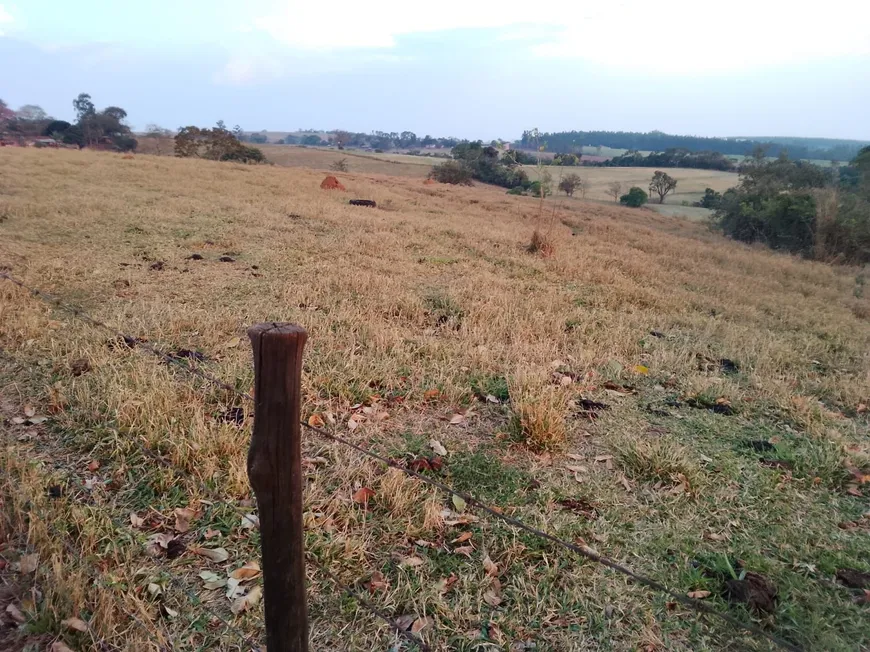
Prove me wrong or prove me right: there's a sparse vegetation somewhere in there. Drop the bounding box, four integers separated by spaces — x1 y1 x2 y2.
606 180 623 202
329 158 349 172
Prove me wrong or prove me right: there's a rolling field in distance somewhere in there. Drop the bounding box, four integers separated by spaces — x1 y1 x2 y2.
2 147 867 651
523 166 739 205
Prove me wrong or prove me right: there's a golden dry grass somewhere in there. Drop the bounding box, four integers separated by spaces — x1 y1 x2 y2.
1 147 869 651
526 166 738 204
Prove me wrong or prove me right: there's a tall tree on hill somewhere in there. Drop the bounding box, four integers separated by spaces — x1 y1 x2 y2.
73 93 96 121
649 171 678 203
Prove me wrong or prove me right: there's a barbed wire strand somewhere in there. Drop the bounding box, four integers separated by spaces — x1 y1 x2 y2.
2 270 802 652
299 422 800 652
307 555 431 652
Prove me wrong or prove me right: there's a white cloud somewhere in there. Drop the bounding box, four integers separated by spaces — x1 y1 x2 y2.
213 54 284 85
0 4 15 35
252 0 870 72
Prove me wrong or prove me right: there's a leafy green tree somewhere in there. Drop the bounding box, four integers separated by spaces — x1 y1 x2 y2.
301 134 324 146
620 187 648 207
699 188 722 209
649 171 678 203
43 120 72 140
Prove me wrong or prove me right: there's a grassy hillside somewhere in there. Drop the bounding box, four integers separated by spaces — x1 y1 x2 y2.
1 148 868 651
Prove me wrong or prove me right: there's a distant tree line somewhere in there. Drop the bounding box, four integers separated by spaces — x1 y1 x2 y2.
597 148 735 171
517 130 867 161
710 148 870 263
248 129 461 150
0 93 137 151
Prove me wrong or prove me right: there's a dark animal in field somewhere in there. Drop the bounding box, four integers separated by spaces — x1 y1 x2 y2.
349 199 377 208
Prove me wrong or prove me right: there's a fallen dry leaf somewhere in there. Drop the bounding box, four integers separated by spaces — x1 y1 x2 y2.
61 617 89 632
566 453 584 461
435 573 458 594
483 555 498 576
453 546 474 557
87 460 100 472
688 590 711 599
411 616 431 634
230 561 261 581
307 413 325 428
230 585 262 615
18 553 38 574
366 571 389 593
5 603 26 624
225 577 245 599
452 494 467 512
352 487 376 504
240 513 259 530
190 547 229 563
224 336 241 349
451 532 473 544
203 528 221 539
429 439 448 456
423 388 441 401
633 365 649 375
199 570 227 590
50 643 75 652
174 507 197 533
394 614 416 631
400 555 424 568
485 394 500 404
347 417 360 431
449 413 467 425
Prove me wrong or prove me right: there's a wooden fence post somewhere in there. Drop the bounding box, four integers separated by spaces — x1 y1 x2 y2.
248 323 309 652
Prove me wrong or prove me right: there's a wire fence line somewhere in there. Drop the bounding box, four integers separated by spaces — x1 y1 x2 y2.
1 269 801 651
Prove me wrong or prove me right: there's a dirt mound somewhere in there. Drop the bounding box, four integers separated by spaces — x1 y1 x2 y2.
423 178 435 185
320 176 346 191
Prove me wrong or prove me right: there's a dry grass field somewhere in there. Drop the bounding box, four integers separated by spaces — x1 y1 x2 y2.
524 166 739 205
1 147 869 651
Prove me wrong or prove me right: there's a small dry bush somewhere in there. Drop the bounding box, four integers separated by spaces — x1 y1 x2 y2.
528 228 555 258
616 437 702 491
509 380 567 451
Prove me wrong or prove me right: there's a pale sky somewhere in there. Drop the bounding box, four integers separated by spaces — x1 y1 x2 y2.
2 0 869 140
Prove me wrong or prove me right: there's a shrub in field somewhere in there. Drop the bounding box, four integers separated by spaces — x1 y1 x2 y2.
330 158 349 172
558 173 583 197
528 180 551 198
175 124 265 164
506 186 526 195
528 229 555 257
620 187 648 207
509 381 567 451
699 187 722 209
429 160 473 185
616 438 701 491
